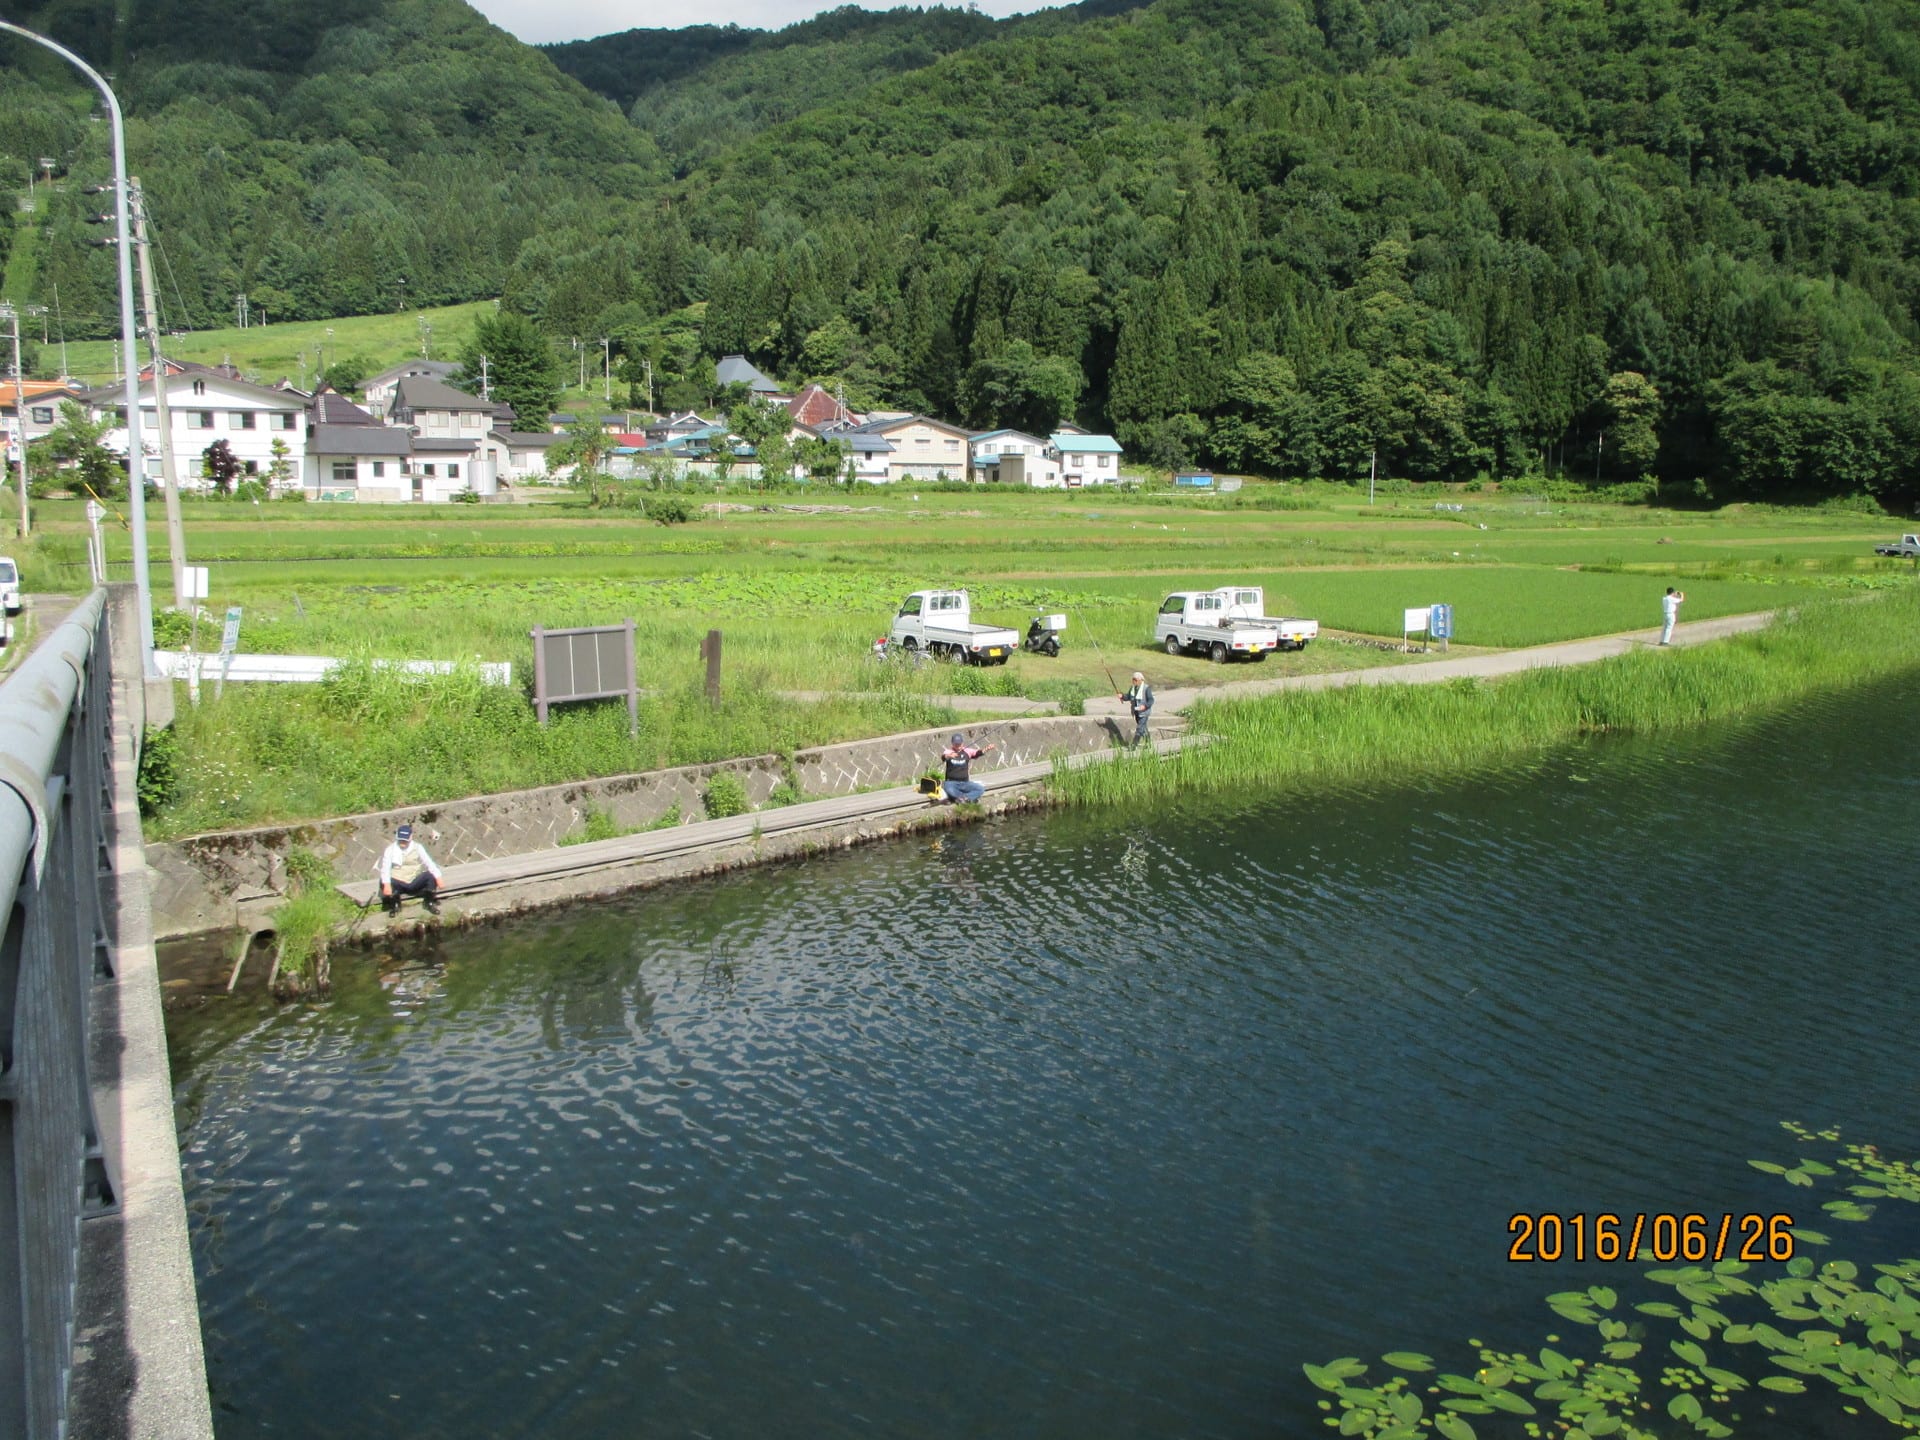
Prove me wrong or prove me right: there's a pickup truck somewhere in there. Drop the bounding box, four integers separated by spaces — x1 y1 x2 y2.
890 589 1019 665
1154 591 1281 662
1874 534 1920 558
0 557 19 617
1212 586 1318 651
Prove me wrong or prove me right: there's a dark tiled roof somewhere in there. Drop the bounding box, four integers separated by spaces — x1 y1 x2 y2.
366 359 459 388
497 430 561 448
311 391 378 426
394 375 492 412
411 436 481 453
310 425 413 457
715 355 778 392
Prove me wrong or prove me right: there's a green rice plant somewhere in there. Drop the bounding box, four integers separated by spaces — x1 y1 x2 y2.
1054 590 1920 808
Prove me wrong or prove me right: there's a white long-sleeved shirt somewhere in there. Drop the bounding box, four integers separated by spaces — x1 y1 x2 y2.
379 840 443 887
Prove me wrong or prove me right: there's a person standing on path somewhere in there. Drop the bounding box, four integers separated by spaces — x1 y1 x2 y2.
939 732 995 805
1121 671 1154 748
379 824 444 915
1660 586 1685 645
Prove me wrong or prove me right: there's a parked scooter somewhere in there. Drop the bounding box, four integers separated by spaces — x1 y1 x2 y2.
1023 613 1066 657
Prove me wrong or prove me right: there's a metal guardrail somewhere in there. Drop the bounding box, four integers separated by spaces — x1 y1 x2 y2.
0 589 115 1436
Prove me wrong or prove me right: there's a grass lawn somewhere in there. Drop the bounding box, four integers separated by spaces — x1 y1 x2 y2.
18 483 1910 834
57 302 499 389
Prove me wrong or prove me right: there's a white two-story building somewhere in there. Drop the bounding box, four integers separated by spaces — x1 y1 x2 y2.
87 364 307 486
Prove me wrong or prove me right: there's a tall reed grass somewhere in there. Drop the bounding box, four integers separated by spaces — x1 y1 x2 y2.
1054 590 1920 806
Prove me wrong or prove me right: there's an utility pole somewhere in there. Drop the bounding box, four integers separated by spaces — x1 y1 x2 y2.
1 18 156 667
1368 447 1377 507
644 359 653 415
235 292 249 329
418 314 431 358
600 337 611 404
572 337 584 390
130 178 188 607
0 302 27 538
478 354 491 402
52 281 67 378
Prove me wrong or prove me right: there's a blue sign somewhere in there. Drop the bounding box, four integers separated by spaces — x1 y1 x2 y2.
1429 603 1453 639
1172 472 1215 488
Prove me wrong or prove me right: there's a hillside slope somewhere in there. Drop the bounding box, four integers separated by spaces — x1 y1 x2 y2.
0 0 662 334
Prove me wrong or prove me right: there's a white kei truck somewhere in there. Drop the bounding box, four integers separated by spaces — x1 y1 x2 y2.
1153 591 1281 663
0 557 19 616
1873 534 1920 558
1212 586 1318 651
890 589 1020 665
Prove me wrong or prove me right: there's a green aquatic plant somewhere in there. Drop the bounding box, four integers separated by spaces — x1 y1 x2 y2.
1309 1125 1920 1438
1054 590 1920 808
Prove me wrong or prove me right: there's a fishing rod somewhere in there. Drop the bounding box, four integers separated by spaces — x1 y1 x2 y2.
1070 604 1121 695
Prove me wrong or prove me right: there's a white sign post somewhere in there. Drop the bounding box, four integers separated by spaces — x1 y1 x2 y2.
1402 605 1432 652
214 605 242 700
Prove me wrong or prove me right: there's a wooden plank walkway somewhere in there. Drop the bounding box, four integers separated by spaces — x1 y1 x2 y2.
339 732 1193 905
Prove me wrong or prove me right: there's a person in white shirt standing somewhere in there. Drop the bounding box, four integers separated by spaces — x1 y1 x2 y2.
379 823 444 916
1660 586 1685 646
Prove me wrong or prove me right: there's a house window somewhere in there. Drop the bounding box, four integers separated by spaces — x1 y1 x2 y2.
231 411 255 430
945 438 959 451
421 464 437 477
187 412 214 430
371 461 386 478
29 406 51 424
914 436 930 447
447 464 460 479
464 412 483 428
191 380 206 396
429 412 448 428
274 412 297 431
331 460 357 483
1098 454 1110 467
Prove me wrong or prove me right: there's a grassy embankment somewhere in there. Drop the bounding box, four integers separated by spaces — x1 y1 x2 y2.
1054 587 1920 806
20 487 1898 837
56 302 498 388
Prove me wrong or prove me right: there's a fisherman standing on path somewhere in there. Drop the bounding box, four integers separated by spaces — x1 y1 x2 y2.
1121 671 1154 748
939 732 995 805
379 824 444 916
1660 586 1685 646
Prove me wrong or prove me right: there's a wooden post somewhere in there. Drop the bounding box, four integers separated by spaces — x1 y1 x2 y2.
703 628 722 705
624 616 638 737
531 624 549 725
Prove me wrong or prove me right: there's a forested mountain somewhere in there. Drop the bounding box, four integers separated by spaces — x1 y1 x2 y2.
0 0 657 338
6 0 1919 499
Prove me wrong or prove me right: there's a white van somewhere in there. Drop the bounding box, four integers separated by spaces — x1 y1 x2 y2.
0 558 19 616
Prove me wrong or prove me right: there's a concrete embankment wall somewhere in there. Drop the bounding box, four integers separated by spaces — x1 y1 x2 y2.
148 715 1118 942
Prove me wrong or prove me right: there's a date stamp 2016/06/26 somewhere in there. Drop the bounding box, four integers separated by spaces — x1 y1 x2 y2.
1507 1212 1796 1263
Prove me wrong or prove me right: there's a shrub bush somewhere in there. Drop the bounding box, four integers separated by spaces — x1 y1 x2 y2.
137 726 182 818
703 771 748 818
643 494 692 525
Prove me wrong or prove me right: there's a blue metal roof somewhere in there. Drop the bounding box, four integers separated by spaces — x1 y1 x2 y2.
1051 432 1123 453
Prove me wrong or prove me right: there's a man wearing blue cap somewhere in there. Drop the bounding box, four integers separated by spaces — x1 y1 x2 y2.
379 823 444 916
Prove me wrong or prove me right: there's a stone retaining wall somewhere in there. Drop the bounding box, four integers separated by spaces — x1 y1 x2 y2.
147 716 1118 941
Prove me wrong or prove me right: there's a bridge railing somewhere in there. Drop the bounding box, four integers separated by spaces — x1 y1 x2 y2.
0 589 118 1436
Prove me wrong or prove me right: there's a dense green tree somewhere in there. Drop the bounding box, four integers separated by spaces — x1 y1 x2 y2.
455 311 561 429
957 341 1082 434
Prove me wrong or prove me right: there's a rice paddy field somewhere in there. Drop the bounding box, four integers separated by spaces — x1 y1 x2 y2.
21 483 1915 834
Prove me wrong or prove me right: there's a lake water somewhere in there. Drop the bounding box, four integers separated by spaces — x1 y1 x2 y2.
170 676 1920 1438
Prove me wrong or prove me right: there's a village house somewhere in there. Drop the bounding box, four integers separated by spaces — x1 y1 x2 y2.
714 355 779 395
361 359 460 420
969 429 1059 486
83 365 307 486
1050 431 1124 486
845 414 971 484
1 379 90 459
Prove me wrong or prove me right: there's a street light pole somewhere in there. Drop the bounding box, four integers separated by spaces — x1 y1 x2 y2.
0 19 154 668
